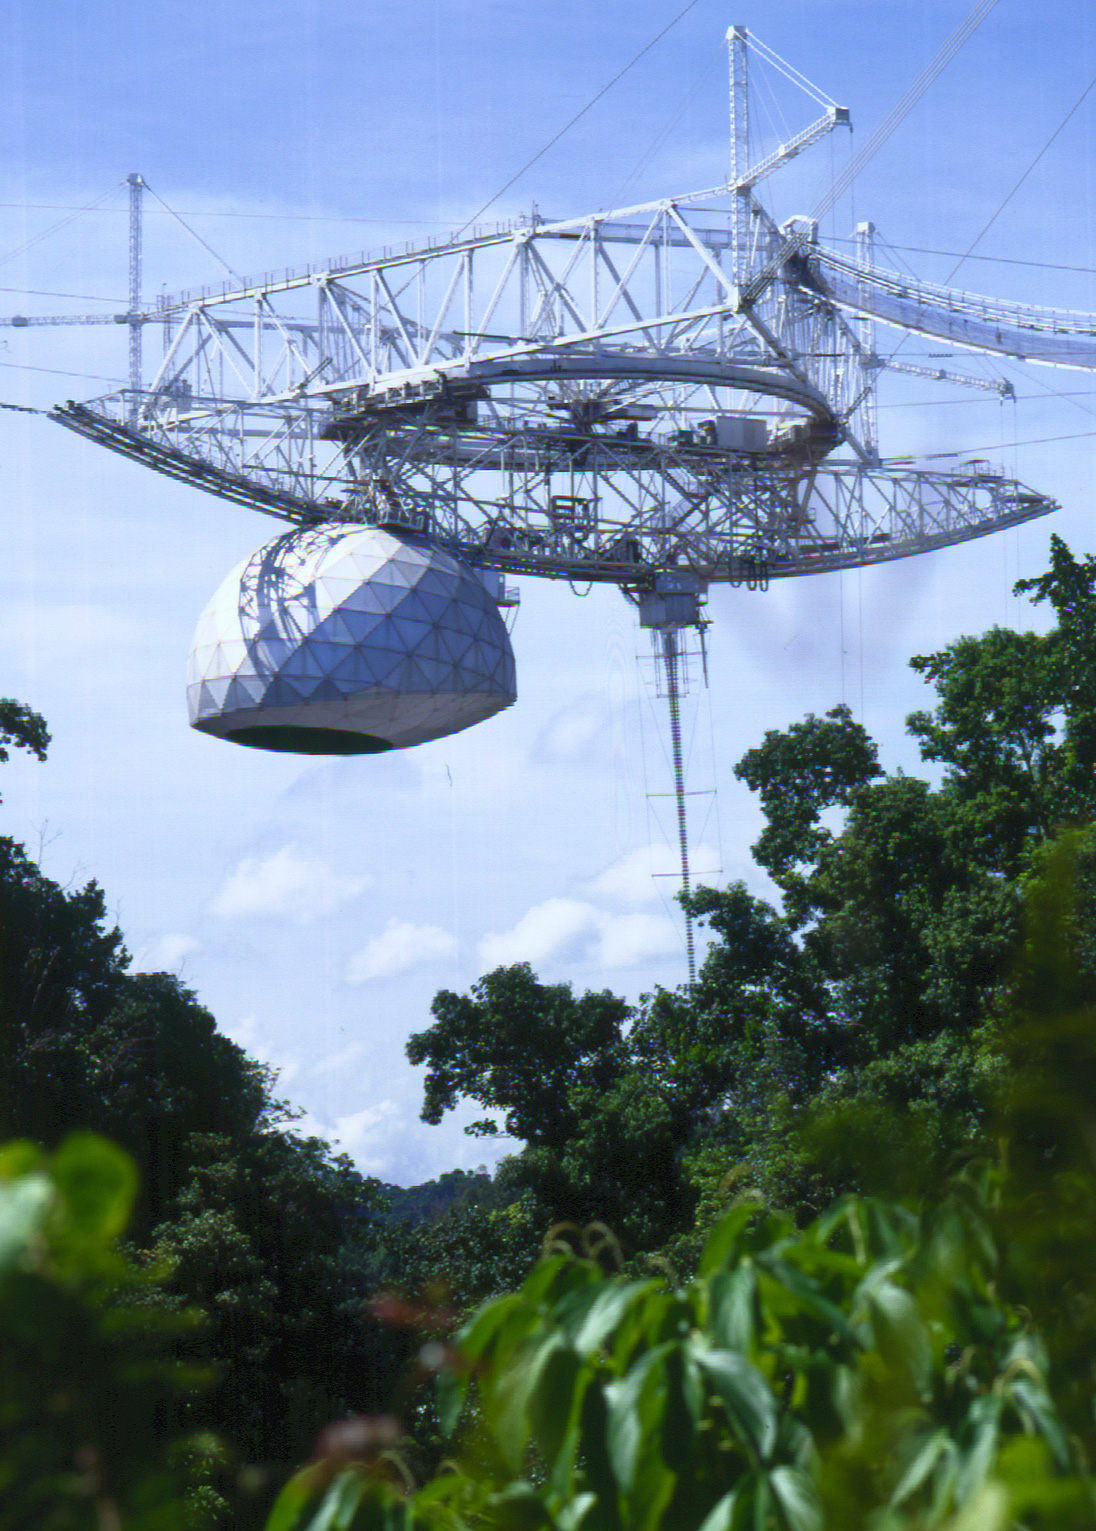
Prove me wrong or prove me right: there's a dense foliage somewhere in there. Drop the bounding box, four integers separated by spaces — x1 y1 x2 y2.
0 1131 212 1529
408 535 1096 1247
265 830 1096 1531
7 534 1096 1527
0 826 403 1514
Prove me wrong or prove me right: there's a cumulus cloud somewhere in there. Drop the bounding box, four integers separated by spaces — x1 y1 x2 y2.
584 842 722 907
221 1013 302 1088
136 933 199 971
209 844 370 924
478 897 601 969
344 919 458 983
478 897 682 972
590 910 682 968
332 1101 401 1165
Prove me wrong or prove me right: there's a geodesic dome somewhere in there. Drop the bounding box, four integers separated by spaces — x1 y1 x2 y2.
186 524 517 753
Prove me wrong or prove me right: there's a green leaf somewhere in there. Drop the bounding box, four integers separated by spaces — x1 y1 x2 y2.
1007 1375 1070 1469
768 1466 821 1531
708 1266 757 1354
0 1171 52 1274
289 1471 371 1531
413 1471 472 1509
457 1292 527 1363
605 1344 673 1494
485 1481 554 1529
865 1281 931 1391
575 1375 618 1518
698 1204 760 1278
262 1472 316 1531
660 1342 702 1474
555 1491 597 1531
756 1257 858 1346
693 1347 777 1462
945 1481 1010 1531
891 1429 956 1507
695 1491 743 1531
566 1279 658 1358
51 1132 137 1245
955 1395 1004 1506
0 1140 42 1180
526 1334 583 1474
436 1360 467 1440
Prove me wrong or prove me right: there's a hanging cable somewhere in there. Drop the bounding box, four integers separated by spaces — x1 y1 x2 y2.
0 185 120 272
823 234 1096 278
608 51 721 208
877 66 1096 375
943 72 1096 283
454 0 704 236
0 285 125 303
0 360 126 384
142 182 244 283
813 0 1001 222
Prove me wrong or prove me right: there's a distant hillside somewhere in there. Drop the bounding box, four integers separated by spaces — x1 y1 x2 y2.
381 1167 499 1226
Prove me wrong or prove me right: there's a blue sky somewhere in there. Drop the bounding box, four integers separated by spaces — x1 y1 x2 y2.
1 0 1095 1183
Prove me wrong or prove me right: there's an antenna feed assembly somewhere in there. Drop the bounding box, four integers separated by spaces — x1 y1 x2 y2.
32 26 1068 762
637 572 708 634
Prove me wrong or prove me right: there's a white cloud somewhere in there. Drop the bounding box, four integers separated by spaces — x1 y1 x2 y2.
478 897 601 969
534 696 608 763
135 932 199 971
591 910 682 968
478 897 683 972
584 842 722 906
221 1013 303 1087
309 1041 368 1077
344 919 458 983
209 844 370 924
333 1101 400 1157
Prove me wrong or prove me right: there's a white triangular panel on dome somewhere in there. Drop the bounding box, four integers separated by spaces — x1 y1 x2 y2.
187 524 517 753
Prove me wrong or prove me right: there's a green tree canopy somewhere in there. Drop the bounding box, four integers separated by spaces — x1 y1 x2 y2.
407 964 631 1151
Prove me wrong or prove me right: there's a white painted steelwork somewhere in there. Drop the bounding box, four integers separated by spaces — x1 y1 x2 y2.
41 27 1085 589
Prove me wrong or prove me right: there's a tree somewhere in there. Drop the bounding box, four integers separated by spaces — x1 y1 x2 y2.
670 541 1096 1216
407 965 631 1152
734 702 882 923
152 1129 394 1475
0 834 274 1236
406 539 1096 1237
407 967 704 1252
0 1132 217 1530
0 835 129 1145
268 831 1096 1531
0 697 49 779
0 826 401 1505
270 1176 1096 1531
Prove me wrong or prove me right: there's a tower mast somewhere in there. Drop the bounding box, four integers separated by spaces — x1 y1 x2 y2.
660 626 696 985
640 575 707 988
127 173 143 426
727 24 750 287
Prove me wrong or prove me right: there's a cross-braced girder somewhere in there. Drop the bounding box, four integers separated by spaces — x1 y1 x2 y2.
50 27 1085 585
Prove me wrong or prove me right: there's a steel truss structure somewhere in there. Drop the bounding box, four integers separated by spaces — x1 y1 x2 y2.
43 27 1096 591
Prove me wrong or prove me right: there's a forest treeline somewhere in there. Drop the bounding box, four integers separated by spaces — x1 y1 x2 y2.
6 534 1096 1527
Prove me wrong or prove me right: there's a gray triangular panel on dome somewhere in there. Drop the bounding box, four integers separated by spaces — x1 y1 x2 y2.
188 526 516 754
